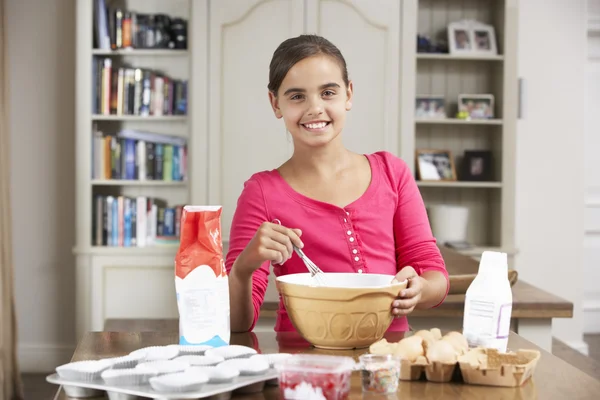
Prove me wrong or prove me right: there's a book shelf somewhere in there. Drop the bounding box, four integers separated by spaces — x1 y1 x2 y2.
77 0 194 255
412 0 518 257
74 0 208 337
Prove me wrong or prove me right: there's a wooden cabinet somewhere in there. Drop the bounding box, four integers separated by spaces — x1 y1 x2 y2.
202 0 403 240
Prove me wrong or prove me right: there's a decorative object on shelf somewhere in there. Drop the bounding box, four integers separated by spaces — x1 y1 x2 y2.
416 149 457 181
457 94 494 120
416 34 448 54
415 95 447 119
448 20 498 56
460 150 493 182
428 204 470 245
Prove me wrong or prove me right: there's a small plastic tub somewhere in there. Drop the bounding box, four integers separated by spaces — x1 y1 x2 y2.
358 354 401 394
274 354 355 400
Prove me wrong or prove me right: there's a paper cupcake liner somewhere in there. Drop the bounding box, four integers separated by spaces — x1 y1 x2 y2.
168 344 213 356
174 355 225 367
135 360 189 376
101 368 158 386
204 345 257 360
56 359 112 381
186 366 240 383
104 354 145 370
217 358 269 376
250 353 292 368
149 371 210 393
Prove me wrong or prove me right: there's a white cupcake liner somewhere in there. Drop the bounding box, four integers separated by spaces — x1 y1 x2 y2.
185 366 240 383
135 360 189 376
101 368 157 386
217 358 269 376
104 354 145 369
168 344 213 356
204 345 257 360
129 346 180 362
250 353 292 368
174 355 225 367
149 371 210 393
56 359 112 381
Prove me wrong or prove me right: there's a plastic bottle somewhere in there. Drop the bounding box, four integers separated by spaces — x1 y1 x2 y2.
462 251 512 352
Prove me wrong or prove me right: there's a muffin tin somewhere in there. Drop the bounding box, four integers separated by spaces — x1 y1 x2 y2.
46 344 282 399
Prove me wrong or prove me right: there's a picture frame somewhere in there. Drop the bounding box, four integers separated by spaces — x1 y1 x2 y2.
472 24 498 55
416 149 457 181
415 95 447 119
460 150 493 181
448 20 498 56
458 94 495 120
448 21 473 54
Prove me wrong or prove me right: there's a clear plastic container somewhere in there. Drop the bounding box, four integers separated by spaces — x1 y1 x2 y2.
358 354 401 394
274 354 355 400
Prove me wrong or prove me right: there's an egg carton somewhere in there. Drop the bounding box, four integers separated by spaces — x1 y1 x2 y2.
46 344 293 400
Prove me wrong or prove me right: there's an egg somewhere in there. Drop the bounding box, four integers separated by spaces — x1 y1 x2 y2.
394 335 425 362
426 340 457 364
413 330 436 344
442 331 469 355
430 328 442 341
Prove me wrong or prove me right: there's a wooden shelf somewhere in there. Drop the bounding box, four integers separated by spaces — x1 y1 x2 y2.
92 115 187 121
91 180 187 186
416 118 503 126
417 181 502 188
417 53 504 61
92 49 188 56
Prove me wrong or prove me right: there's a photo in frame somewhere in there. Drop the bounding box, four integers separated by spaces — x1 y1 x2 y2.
416 149 457 181
460 150 493 181
415 95 447 119
458 94 495 120
448 20 498 56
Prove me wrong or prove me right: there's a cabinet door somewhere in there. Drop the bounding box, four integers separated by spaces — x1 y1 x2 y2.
208 0 304 240
305 0 400 156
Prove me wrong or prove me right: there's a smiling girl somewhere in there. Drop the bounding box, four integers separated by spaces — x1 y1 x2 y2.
225 34 449 334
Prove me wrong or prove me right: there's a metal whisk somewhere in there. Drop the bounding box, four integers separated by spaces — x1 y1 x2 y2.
293 245 327 286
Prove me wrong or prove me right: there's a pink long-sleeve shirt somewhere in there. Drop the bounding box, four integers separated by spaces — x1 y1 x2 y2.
225 151 449 332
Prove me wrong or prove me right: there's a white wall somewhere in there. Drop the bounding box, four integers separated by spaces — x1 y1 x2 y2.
515 0 588 353
7 0 77 372
584 0 600 334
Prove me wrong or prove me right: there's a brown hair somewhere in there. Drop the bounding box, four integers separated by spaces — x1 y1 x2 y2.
268 34 349 96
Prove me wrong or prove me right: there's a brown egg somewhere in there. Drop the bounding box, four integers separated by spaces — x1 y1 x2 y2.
426 340 458 364
394 335 425 362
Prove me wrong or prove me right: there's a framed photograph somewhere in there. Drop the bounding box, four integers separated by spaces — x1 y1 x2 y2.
472 24 498 55
458 94 494 120
461 150 493 181
416 149 457 181
448 20 498 56
448 21 473 54
415 95 447 119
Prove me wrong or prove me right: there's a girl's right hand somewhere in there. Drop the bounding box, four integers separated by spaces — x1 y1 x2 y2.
234 221 304 276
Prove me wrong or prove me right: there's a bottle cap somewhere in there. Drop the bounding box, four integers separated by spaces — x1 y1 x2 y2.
478 251 508 276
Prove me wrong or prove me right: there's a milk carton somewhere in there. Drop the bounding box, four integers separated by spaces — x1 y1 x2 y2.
462 251 512 352
175 206 230 346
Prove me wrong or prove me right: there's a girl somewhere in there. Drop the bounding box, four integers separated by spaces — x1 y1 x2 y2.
225 34 449 334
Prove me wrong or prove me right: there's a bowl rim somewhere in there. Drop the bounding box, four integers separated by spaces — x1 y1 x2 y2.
275 272 407 289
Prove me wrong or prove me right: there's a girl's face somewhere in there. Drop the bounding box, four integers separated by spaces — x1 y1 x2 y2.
269 55 353 149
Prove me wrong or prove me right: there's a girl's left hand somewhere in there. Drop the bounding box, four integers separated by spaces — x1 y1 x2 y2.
391 266 423 317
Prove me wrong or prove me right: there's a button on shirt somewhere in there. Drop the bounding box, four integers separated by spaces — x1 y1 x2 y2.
225 151 449 333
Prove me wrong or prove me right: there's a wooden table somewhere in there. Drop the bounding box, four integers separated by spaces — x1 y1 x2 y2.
53 330 600 399
258 247 573 352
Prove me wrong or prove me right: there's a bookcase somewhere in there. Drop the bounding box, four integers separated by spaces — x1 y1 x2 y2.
408 0 518 260
74 0 207 338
